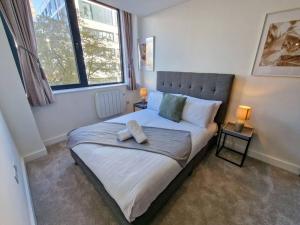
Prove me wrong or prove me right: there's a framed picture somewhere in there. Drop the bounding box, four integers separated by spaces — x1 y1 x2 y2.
138 36 155 71
252 8 300 77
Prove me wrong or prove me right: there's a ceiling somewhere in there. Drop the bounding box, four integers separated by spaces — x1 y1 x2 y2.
96 0 189 16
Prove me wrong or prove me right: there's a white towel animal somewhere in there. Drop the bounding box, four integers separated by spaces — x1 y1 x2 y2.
117 129 132 141
126 120 148 144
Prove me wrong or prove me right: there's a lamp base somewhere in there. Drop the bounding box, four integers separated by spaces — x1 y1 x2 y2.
234 121 244 132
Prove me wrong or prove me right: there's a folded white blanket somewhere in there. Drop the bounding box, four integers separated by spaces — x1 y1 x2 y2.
117 129 132 141
126 120 148 144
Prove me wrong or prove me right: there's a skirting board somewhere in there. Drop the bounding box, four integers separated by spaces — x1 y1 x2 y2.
225 140 300 175
248 150 300 175
24 147 48 162
21 158 37 225
43 133 68 146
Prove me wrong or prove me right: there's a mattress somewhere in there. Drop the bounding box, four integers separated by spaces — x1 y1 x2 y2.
72 109 218 222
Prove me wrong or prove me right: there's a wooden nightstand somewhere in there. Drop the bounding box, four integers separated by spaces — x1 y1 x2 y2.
133 101 147 112
216 122 253 167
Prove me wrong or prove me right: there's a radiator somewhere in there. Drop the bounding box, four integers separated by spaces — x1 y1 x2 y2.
95 89 126 119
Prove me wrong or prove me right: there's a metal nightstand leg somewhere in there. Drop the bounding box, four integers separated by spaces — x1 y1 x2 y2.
222 134 227 149
240 137 252 167
216 131 223 155
216 132 227 155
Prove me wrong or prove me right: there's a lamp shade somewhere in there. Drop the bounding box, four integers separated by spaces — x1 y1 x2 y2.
236 105 252 121
139 88 148 98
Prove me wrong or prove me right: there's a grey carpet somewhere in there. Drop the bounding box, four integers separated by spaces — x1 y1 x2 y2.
26 142 300 225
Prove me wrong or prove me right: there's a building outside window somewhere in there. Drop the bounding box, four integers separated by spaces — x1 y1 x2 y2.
30 0 123 89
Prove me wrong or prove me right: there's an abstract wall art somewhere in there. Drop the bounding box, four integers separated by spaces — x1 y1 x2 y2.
138 36 155 71
252 8 300 77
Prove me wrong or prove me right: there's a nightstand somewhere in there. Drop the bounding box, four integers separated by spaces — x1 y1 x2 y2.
133 101 147 112
216 122 253 167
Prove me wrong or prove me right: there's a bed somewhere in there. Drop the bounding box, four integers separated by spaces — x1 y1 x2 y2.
70 71 234 225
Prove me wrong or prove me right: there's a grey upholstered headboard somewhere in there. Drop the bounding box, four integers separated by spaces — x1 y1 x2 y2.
157 71 235 125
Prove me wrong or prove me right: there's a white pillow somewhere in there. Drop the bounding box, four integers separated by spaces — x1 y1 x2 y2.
181 96 221 127
147 91 163 111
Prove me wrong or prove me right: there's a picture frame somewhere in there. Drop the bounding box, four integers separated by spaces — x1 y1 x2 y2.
252 8 300 77
138 36 155 71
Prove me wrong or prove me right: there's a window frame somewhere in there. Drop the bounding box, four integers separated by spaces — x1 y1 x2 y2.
51 0 124 90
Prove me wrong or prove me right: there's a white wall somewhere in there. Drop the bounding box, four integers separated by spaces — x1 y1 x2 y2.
0 110 36 225
0 19 46 161
138 0 300 173
32 15 140 145
32 85 139 145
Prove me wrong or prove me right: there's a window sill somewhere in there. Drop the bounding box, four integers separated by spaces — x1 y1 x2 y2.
53 83 127 96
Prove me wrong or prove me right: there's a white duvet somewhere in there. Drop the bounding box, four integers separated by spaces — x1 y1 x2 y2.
72 109 217 222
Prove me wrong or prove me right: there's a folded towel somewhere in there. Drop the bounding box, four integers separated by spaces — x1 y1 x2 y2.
126 120 148 144
117 129 132 141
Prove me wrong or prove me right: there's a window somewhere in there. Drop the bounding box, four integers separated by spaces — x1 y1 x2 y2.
30 0 124 90
78 0 113 25
81 1 93 20
83 28 114 43
90 4 113 25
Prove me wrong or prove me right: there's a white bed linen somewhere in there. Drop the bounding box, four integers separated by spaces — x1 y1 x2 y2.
72 109 217 222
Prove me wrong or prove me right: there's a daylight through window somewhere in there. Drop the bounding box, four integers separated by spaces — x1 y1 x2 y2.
30 0 124 89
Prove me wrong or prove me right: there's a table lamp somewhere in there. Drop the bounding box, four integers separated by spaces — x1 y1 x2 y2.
235 105 252 132
139 87 148 103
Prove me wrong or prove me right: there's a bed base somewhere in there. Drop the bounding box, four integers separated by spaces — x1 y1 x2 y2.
70 136 217 225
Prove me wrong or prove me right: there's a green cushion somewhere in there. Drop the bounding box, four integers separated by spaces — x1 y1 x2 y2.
159 94 187 122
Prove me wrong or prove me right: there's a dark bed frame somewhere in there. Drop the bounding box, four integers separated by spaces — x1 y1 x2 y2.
70 71 235 225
